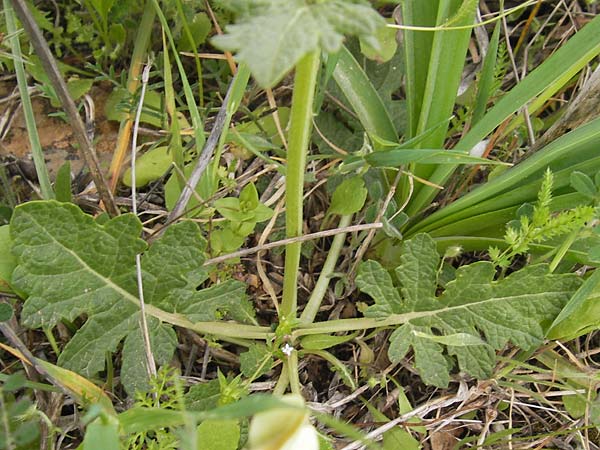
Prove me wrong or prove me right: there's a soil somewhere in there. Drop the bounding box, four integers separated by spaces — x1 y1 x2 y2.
0 81 117 179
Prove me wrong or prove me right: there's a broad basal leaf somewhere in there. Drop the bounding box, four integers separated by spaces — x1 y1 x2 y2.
356 233 580 387
212 0 384 87
10 201 255 393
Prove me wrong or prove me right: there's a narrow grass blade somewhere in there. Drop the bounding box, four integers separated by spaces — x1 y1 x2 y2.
408 117 600 235
401 0 438 138
472 22 501 124
4 0 53 199
403 0 477 195
152 0 205 154
547 268 600 338
408 14 600 216
365 148 508 166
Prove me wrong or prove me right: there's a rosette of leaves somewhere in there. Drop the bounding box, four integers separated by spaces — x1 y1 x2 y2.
356 233 581 387
10 201 255 395
212 182 274 254
212 0 385 88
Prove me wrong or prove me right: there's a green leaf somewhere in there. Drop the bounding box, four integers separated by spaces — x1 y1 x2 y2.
0 225 16 292
65 78 94 104
10 201 255 382
214 197 244 222
411 330 485 346
300 332 358 350
83 417 119 450
562 394 587 419
88 0 115 24
360 19 398 63
212 0 384 88
355 260 403 318
364 148 509 167
357 233 580 387
0 303 13 322
197 419 240 450
333 46 398 143
54 161 72 203
252 202 275 223
121 322 178 396
239 343 273 379
186 379 221 412
240 182 260 211
570 171 597 199
328 176 368 216
547 269 600 340
122 146 173 187
177 12 212 50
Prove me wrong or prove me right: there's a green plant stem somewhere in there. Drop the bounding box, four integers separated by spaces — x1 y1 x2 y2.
43 328 60 357
281 50 320 319
300 214 352 324
273 364 289 395
4 0 54 200
287 351 301 395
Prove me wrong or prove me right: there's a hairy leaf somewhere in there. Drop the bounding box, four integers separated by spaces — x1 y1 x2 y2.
212 0 384 87
10 201 254 385
356 233 580 387
239 343 273 379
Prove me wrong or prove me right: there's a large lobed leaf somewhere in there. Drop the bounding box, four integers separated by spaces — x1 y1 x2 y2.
212 0 384 88
356 234 580 387
10 201 254 394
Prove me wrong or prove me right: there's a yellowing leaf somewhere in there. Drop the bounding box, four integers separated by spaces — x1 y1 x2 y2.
0 341 114 414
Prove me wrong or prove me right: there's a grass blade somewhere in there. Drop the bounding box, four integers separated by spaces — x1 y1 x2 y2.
407 13 600 216
408 116 600 236
332 46 397 143
4 0 53 199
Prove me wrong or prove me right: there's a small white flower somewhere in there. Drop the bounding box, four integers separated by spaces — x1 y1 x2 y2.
281 343 294 356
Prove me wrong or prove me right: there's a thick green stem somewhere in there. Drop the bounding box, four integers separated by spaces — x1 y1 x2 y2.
281 51 320 319
300 214 352 324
